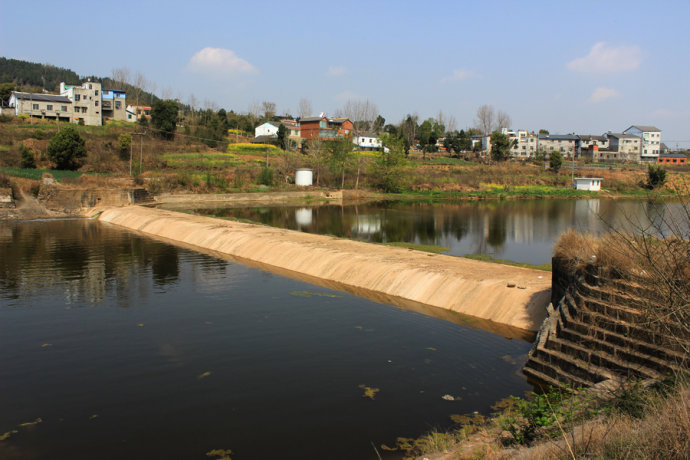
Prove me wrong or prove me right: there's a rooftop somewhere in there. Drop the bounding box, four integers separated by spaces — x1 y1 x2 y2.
627 125 661 132
11 92 72 103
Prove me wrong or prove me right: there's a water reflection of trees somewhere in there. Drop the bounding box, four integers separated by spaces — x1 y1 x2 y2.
0 221 227 305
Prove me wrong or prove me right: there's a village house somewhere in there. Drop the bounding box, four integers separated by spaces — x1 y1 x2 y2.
605 133 641 162
101 89 128 122
299 116 353 141
354 133 383 151
623 125 661 161
657 152 687 165
537 134 578 159
59 81 103 126
508 130 538 159
7 92 72 122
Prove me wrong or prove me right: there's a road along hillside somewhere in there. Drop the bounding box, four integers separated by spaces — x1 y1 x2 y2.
96 206 551 332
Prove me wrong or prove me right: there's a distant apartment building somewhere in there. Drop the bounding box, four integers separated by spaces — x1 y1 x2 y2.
605 133 641 162
60 81 103 126
623 125 661 161
299 116 354 141
508 130 538 159
537 134 578 159
101 89 128 122
7 92 72 121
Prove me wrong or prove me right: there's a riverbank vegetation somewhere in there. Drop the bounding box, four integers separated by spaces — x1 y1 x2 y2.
1 117 687 200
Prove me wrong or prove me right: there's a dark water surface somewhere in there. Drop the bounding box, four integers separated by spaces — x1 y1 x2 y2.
0 220 533 460
172 198 684 265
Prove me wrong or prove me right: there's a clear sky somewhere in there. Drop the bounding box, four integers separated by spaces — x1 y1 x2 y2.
2 0 689 147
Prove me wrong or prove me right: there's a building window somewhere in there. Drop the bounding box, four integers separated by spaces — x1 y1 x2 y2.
115 101 121 109
32 103 39 110
47 105 53 110
95 90 99 96
61 105 67 111
75 94 80 101
319 120 326 128
95 101 99 106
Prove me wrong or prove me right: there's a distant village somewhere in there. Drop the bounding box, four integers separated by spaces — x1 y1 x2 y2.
3 80 686 166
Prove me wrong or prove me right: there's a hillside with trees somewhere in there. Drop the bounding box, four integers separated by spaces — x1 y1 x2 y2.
0 57 80 92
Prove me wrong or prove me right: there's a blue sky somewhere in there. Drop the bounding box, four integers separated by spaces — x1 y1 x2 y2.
3 0 690 146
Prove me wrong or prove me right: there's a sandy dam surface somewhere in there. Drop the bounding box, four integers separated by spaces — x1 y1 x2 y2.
96 206 552 332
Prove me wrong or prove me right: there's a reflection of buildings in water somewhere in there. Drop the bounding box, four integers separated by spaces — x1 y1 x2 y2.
573 199 601 232
351 215 382 235
295 208 313 227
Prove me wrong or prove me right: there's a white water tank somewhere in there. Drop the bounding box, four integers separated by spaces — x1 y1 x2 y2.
295 168 313 186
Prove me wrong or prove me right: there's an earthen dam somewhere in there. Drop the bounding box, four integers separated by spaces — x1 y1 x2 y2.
96 206 552 332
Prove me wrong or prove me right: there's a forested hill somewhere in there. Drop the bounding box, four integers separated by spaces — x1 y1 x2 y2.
0 57 159 105
0 57 81 91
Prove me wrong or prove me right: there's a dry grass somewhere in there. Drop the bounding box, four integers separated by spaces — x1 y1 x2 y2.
499 381 690 459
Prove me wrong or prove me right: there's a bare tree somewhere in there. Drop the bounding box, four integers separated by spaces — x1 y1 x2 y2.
446 115 457 134
401 113 419 148
299 98 313 118
132 72 149 107
497 110 512 132
248 100 261 118
261 101 277 119
161 87 173 100
474 104 495 135
338 98 378 132
187 93 198 124
111 67 131 91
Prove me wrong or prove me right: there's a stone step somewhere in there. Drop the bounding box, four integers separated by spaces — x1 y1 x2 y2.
531 347 612 385
575 293 644 324
559 293 688 357
545 336 665 381
523 354 598 389
561 294 682 348
577 281 650 311
555 321 683 376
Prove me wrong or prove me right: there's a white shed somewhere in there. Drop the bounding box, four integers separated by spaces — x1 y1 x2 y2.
575 178 602 191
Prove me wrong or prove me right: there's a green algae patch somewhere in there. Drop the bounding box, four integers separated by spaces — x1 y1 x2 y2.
383 242 450 254
289 290 342 298
198 371 212 379
463 253 552 271
359 384 380 400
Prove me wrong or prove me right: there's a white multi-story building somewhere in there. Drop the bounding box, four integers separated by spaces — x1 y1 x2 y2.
623 125 661 161
605 133 641 162
537 134 579 159
509 130 538 159
60 80 103 126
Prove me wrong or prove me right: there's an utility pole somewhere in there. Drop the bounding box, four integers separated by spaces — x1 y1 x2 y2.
132 132 145 175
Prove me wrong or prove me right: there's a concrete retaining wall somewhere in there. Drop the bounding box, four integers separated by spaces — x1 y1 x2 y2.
96 206 551 332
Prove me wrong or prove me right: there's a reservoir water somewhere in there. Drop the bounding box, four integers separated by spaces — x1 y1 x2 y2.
0 220 533 460
171 198 683 265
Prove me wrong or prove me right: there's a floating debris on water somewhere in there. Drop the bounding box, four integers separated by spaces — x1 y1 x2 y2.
89 414 99 420
206 448 233 459
204 321 213 325
0 430 18 441
18 418 42 427
41 343 52 348
198 371 212 379
425 347 437 351
289 290 342 298
137 323 144 327
441 394 455 401
359 385 380 400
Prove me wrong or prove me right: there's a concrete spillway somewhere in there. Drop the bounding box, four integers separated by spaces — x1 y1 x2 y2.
96 206 551 332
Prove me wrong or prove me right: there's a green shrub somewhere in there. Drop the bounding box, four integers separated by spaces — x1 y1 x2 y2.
19 145 36 169
257 167 274 186
646 164 666 188
47 125 86 170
